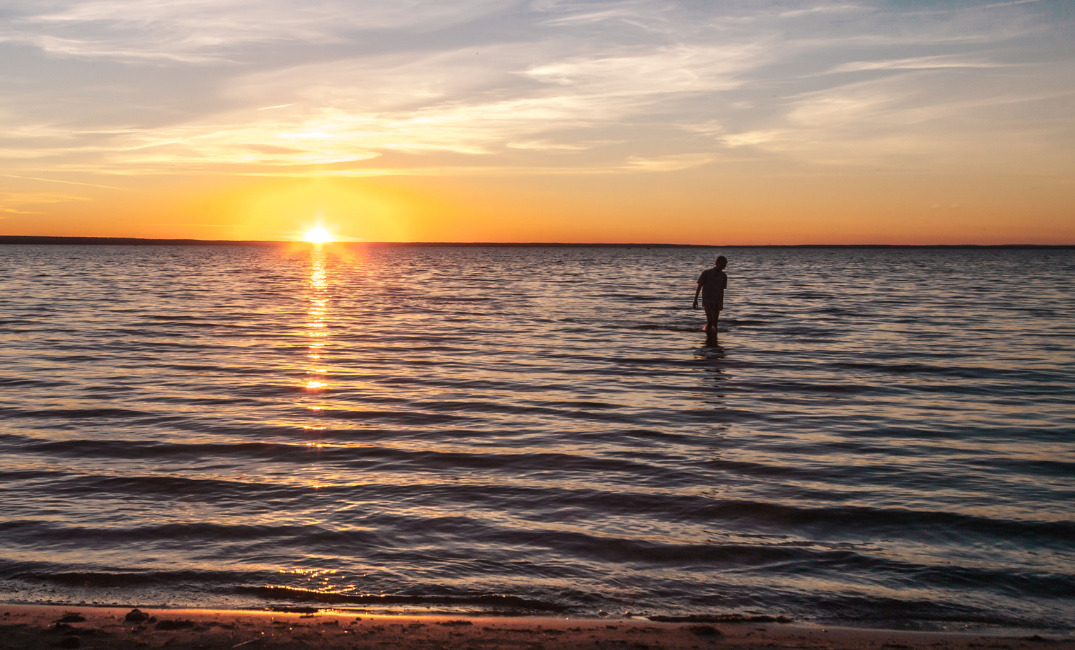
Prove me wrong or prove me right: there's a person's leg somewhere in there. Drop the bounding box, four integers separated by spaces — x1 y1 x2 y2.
703 304 719 331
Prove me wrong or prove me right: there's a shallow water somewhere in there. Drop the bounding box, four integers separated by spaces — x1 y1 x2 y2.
0 244 1072 630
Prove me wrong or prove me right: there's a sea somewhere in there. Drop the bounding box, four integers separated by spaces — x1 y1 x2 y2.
0 243 1072 632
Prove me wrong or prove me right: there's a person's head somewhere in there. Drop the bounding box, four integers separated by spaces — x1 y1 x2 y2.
715 255 727 270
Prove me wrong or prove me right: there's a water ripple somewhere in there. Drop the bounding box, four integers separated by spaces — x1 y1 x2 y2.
0 244 1072 630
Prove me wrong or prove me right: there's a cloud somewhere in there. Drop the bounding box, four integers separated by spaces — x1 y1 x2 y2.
0 174 126 190
826 55 1012 74
506 139 592 152
621 154 712 172
522 44 758 95
0 0 1070 184
533 0 671 32
0 33 772 176
0 0 516 62
721 130 791 149
1 190 92 208
715 65 1075 172
775 3 864 19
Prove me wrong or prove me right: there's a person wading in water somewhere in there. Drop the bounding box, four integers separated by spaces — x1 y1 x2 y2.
693 255 727 333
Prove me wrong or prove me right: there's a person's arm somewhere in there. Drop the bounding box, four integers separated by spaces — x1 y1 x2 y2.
693 281 702 308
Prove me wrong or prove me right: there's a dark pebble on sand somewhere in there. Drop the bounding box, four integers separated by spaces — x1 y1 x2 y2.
688 625 721 637
125 608 149 623
155 619 197 630
55 613 85 623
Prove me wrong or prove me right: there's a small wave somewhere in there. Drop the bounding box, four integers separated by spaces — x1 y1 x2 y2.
630 324 703 333
0 406 153 420
0 377 70 388
238 586 567 612
325 410 465 425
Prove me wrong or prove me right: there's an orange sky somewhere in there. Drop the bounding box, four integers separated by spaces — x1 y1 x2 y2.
2 1 1073 244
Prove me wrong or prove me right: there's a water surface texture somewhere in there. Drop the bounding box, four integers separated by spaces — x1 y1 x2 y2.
1 245 1072 630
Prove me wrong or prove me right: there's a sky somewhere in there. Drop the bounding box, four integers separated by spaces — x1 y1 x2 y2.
1 0 1072 244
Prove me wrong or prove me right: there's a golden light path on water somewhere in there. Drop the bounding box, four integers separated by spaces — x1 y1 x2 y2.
303 245 329 454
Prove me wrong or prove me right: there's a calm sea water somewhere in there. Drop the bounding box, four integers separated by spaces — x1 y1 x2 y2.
0 244 1072 631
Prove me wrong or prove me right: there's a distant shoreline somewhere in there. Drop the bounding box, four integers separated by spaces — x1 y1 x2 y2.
0 236 1071 249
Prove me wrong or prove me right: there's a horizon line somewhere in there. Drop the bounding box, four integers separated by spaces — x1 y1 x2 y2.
0 235 1072 249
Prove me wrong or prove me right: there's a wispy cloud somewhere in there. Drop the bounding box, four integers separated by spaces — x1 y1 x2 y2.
1 207 42 215
1 191 92 210
1 35 772 176
0 174 127 190
826 55 1012 74
621 154 712 172
1 0 517 62
775 3 864 19
0 0 1071 184
522 43 759 95
717 67 1075 172
506 139 593 152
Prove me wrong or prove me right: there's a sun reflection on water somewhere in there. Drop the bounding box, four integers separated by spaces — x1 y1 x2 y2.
302 248 330 447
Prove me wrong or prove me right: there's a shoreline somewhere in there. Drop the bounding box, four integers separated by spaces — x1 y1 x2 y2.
1 605 1071 649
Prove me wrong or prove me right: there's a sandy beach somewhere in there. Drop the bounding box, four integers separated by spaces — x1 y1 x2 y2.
0 605 1070 650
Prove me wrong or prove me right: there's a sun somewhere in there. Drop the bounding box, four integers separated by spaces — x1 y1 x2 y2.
303 226 334 244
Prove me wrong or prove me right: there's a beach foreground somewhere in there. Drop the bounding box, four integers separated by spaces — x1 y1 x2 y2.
0 606 1070 650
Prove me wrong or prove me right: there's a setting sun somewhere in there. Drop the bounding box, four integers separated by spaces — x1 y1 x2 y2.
303 226 334 244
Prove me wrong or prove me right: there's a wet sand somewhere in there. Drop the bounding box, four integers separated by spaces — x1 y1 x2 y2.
0 605 1071 649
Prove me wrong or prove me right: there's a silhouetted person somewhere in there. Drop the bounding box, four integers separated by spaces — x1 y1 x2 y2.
693 255 727 333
